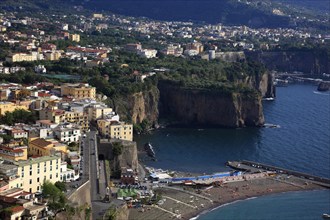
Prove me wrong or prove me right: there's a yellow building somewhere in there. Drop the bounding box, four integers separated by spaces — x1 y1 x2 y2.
93 13 103 19
64 111 89 131
0 102 29 116
15 156 61 193
86 104 113 121
5 53 35 62
69 34 80 42
97 119 133 141
28 138 68 157
0 145 28 161
39 106 89 132
44 51 61 61
61 83 96 99
39 106 65 124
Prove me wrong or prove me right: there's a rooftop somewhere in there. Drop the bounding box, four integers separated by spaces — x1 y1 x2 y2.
15 155 60 167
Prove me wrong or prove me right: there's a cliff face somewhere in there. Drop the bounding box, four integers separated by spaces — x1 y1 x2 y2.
317 82 330 91
115 73 273 128
245 51 330 74
130 87 159 125
158 82 264 128
113 87 159 126
244 72 276 98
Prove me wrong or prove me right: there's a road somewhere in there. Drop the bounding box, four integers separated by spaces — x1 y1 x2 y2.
87 130 114 220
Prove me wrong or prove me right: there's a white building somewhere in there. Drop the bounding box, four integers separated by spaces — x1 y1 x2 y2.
60 162 76 182
54 125 81 143
138 49 157 58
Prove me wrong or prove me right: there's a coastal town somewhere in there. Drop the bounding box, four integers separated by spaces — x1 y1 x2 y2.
0 1 329 220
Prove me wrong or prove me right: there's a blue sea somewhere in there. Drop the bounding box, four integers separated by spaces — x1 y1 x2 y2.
135 83 330 219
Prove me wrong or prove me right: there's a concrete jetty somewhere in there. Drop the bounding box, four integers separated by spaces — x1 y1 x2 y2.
227 160 330 188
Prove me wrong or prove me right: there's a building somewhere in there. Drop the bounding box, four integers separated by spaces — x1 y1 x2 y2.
5 53 34 62
125 43 142 52
28 138 67 157
85 103 115 121
7 128 28 140
60 83 96 99
15 155 61 193
60 162 76 182
44 51 61 61
93 13 103 19
0 144 28 161
137 49 157 59
97 119 133 141
69 34 80 42
39 106 89 132
0 102 29 116
54 125 81 143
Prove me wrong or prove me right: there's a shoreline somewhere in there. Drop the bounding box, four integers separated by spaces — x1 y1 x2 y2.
129 169 328 220
185 188 329 220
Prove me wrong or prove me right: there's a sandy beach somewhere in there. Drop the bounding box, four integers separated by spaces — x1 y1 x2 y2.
128 175 328 220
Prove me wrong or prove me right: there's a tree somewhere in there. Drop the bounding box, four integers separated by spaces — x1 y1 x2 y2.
55 181 67 192
112 142 123 157
42 181 67 217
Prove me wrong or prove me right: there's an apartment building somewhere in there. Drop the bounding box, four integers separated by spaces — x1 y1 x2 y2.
28 138 67 157
54 126 81 143
60 83 96 99
0 144 28 161
39 106 89 132
0 102 29 116
15 156 61 193
69 34 80 42
97 119 133 141
85 103 115 121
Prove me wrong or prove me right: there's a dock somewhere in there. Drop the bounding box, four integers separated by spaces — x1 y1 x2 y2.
227 160 330 188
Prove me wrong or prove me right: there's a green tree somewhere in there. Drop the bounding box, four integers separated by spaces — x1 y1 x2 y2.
42 181 67 217
55 181 67 192
112 142 123 157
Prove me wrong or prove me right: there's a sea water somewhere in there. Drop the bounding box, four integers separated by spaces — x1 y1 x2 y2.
135 84 330 178
198 190 330 220
135 83 330 219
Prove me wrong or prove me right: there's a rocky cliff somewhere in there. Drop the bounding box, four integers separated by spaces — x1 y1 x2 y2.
158 81 264 128
113 87 159 126
245 50 330 74
317 82 330 91
115 73 273 128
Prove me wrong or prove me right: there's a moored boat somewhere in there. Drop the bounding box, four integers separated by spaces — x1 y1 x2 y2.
323 213 330 219
144 142 156 158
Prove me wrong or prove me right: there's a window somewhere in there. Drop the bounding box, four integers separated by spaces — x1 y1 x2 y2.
37 177 40 182
50 174 52 179
56 173 58 178
29 179 32 184
30 171 32 176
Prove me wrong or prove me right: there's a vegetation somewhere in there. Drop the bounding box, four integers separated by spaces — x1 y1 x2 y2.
54 181 67 192
112 142 123 157
0 109 37 125
41 181 68 217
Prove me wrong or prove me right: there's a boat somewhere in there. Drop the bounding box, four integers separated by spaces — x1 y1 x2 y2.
263 123 280 128
263 97 275 101
144 142 156 158
323 213 330 219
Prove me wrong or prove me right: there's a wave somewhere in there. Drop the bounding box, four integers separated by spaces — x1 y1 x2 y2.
313 91 330 96
190 197 258 220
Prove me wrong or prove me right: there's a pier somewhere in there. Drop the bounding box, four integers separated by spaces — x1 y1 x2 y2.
227 160 330 187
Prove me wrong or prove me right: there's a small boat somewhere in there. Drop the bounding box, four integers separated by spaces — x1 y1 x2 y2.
263 123 280 128
144 142 156 158
323 213 330 219
263 97 275 101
